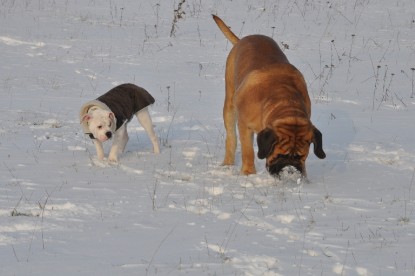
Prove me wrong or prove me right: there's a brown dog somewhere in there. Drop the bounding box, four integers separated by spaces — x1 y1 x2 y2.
212 15 326 178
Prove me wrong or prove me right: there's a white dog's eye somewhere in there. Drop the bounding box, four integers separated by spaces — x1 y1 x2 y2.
109 122 112 127
98 125 102 129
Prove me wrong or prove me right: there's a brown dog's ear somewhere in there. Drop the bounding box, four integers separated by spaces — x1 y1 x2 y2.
312 126 326 159
257 128 278 159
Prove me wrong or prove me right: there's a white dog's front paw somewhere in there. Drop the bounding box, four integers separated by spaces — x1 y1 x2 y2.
108 155 119 163
97 154 105 160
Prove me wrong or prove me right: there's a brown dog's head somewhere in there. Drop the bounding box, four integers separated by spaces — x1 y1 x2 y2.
257 123 325 177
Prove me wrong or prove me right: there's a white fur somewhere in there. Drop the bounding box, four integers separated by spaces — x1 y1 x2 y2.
136 107 160 154
82 107 159 162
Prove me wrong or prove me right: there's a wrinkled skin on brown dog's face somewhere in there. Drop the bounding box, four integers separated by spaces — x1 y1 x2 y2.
257 124 326 177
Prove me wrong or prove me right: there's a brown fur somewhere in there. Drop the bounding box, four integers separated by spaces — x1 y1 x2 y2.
213 15 325 177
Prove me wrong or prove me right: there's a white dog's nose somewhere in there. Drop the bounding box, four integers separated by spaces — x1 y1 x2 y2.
106 132 112 139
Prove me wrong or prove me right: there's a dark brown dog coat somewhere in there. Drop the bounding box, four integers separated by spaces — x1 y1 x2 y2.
80 83 155 138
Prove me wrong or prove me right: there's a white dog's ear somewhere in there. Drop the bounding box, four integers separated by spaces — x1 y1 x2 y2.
81 114 92 123
109 112 117 127
109 112 115 121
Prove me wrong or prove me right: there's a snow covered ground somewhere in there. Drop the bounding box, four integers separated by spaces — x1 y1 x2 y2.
1 0 414 275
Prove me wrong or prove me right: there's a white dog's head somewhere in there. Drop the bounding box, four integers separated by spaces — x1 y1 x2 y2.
81 109 116 142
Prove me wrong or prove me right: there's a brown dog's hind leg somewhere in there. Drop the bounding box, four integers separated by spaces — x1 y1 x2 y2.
222 100 237 166
222 58 238 166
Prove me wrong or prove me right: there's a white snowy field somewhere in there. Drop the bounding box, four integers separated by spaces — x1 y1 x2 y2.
1 0 414 275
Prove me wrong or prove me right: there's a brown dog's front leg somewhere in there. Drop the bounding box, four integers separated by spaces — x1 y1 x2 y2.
238 124 256 175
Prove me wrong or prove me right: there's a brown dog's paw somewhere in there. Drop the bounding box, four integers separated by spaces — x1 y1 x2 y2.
221 158 235 166
240 166 256 175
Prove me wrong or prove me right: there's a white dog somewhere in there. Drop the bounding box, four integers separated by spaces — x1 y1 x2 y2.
80 83 160 162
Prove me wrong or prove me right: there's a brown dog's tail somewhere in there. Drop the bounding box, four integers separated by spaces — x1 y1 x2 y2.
212 15 239 45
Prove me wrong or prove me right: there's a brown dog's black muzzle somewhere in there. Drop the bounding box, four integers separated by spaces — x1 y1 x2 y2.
266 154 303 177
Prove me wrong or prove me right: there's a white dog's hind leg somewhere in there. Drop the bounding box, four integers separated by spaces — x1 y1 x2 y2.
93 139 105 160
136 107 160 153
108 123 128 162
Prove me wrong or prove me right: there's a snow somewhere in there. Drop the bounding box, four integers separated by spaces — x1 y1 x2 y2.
0 0 414 275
